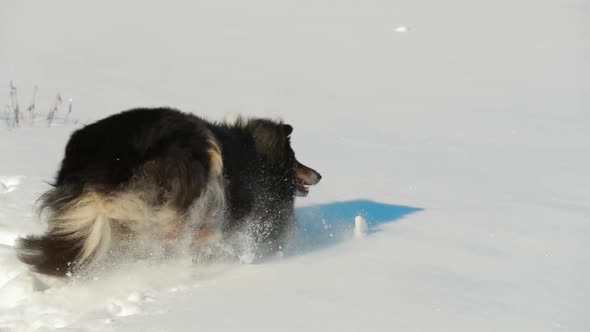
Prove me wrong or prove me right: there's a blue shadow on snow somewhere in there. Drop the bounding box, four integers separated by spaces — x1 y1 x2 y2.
293 199 423 253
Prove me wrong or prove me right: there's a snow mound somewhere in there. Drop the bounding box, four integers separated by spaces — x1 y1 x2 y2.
0 176 24 195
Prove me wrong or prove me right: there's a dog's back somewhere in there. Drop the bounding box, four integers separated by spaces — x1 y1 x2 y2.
17 108 224 276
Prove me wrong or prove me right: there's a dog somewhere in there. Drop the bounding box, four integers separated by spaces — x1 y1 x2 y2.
16 108 321 277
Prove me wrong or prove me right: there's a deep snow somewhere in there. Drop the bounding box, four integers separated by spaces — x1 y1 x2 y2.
1 0 589 331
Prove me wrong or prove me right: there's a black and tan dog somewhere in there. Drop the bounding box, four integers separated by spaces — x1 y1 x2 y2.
16 108 321 277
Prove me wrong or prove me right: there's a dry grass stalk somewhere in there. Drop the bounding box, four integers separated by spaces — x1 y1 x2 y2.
8 81 21 127
27 85 38 124
65 98 73 122
47 93 62 126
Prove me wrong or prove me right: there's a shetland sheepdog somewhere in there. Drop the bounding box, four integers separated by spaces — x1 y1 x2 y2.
16 108 321 276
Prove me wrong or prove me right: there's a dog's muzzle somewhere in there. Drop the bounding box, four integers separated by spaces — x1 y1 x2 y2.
295 161 321 197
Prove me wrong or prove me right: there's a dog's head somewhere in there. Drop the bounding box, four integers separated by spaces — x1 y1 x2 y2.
243 119 322 197
276 124 322 197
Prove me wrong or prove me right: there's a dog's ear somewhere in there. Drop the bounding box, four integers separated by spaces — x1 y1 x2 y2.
283 124 293 137
251 121 287 160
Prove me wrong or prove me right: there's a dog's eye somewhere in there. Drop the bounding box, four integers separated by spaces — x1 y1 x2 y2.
283 124 293 137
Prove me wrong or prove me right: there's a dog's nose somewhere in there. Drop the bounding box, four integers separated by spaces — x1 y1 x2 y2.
305 168 321 185
314 172 322 183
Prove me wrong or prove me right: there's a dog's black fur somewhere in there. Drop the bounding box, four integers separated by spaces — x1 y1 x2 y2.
16 108 321 276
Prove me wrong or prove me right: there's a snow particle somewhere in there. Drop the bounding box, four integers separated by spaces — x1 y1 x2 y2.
354 215 368 238
393 26 409 33
127 291 144 303
239 251 255 264
107 301 122 315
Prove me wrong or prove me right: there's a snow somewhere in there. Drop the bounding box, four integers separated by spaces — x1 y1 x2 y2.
0 0 589 331
354 215 368 238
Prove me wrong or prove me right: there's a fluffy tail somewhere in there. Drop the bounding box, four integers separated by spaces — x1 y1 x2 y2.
16 189 113 277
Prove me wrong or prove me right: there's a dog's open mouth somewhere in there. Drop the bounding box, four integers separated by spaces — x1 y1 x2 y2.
296 178 311 197
295 162 321 197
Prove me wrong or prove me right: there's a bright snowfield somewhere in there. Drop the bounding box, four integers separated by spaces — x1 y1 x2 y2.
0 0 588 331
